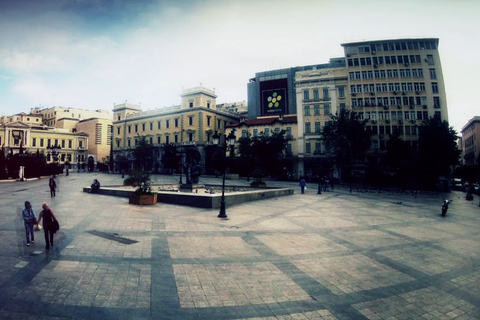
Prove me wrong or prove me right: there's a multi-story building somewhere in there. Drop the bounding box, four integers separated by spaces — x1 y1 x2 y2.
112 86 240 173
247 38 448 180
31 106 111 127
0 118 89 165
342 38 447 156
30 106 113 169
461 116 480 166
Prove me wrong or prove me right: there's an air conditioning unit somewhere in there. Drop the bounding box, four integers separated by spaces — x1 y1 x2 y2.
347 54 351 57
374 64 378 68
386 120 390 124
378 102 383 106
410 105 414 109
415 90 420 94
384 106 388 110
370 92 375 96
411 120 415 123
372 120 377 124
402 91 406 95
393 91 398 95
423 105 427 109
404 62 409 67
372 51 376 55
399 120 403 124
398 106 402 109
424 58 429 62
352 92 356 96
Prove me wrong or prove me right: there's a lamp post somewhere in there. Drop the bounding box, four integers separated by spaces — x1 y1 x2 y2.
47 144 61 175
11 130 26 181
212 129 236 218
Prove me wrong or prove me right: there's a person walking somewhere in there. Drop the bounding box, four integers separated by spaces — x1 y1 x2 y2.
37 203 58 249
299 178 306 194
22 201 37 246
49 176 57 198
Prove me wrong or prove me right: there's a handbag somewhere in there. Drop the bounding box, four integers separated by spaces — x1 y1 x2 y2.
53 220 60 233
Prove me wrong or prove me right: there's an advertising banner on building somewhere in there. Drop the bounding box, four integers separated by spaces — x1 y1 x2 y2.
262 88 287 115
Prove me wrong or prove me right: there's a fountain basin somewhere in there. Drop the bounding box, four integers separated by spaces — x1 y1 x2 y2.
83 184 294 208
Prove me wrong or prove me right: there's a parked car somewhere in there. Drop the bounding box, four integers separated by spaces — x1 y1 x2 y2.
452 178 464 191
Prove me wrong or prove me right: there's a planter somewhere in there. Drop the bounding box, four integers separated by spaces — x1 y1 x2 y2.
250 181 267 188
129 193 157 205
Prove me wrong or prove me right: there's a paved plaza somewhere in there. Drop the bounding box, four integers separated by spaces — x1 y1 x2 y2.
1 172 480 319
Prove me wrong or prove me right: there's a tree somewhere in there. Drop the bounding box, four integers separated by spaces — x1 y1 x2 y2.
235 131 287 178
417 117 460 188
161 143 178 174
236 133 254 178
383 134 413 187
132 136 155 171
322 109 372 182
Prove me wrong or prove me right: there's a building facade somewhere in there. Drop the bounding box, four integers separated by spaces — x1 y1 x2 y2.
112 86 240 173
247 38 449 180
0 119 89 165
461 116 480 166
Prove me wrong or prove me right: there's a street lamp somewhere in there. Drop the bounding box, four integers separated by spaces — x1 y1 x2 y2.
47 144 62 175
212 129 236 218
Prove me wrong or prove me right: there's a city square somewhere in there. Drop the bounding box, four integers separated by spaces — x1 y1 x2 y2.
1 172 479 319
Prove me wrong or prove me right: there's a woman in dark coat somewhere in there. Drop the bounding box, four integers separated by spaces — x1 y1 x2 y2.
37 202 58 249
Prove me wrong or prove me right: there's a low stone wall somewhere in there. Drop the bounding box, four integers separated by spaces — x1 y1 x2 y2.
83 185 294 208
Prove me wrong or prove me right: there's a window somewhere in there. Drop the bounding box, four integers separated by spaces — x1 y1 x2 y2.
304 105 311 116
188 116 194 126
265 128 270 137
165 136 170 144
150 122 153 130
315 122 321 133
32 138 36 147
304 90 310 100
68 140 72 148
135 124 138 133
166 120 170 128
150 137 153 144
314 105 320 115
62 140 65 148
117 127 120 135
434 97 441 108
189 101 193 108
324 105 331 115
174 134 178 143
305 122 311 133
323 88 329 99
355 72 361 79
306 142 311 154
340 103 346 112
157 136 161 144
432 83 439 93
207 116 211 126
429 68 437 79
426 55 434 65
315 141 321 154
338 87 345 97
174 119 179 127
188 133 194 142
158 121 161 129
253 129 258 137
286 127 292 139
142 123 146 131
313 89 319 99
128 125 131 134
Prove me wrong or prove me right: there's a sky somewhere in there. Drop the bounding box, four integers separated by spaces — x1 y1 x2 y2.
0 0 479 133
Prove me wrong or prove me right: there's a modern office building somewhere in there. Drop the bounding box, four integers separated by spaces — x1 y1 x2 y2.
461 116 480 166
112 86 240 173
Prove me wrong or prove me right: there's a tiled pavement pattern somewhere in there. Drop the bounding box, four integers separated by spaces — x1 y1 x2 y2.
0 174 480 319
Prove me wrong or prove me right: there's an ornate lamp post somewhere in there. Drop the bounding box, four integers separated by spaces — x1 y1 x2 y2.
212 129 236 218
47 144 61 175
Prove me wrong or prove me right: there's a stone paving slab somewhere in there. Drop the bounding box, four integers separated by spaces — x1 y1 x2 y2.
1 173 480 319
